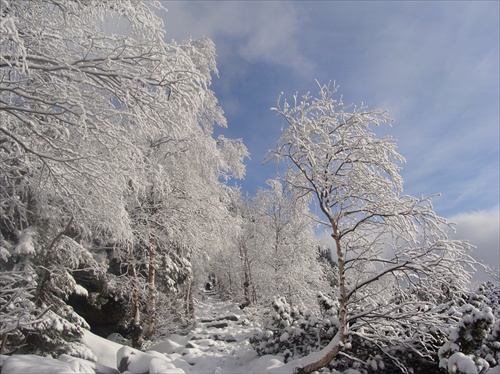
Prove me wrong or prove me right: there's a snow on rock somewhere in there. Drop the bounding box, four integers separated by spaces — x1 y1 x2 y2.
247 355 285 373
148 334 191 354
117 345 191 374
58 354 119 374
2 354 79 373
81 330 124 369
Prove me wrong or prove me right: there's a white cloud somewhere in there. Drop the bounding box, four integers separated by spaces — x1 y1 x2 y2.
160 2 315 76
448 206 500 284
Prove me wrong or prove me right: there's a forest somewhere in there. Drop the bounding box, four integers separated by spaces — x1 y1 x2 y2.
0 1 498 373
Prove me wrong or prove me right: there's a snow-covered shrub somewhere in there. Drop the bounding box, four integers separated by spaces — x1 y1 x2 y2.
30 307 95 360
250 295 339 362
251 293 474 373
0 267 43 354
478 282 500 368
483 319 500 367
438 300 495 373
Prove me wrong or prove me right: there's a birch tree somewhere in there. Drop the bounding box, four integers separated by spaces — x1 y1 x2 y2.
269 82 476 373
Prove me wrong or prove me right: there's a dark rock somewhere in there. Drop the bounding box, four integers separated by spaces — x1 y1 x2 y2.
222 314 239 322
201 314 238 323
239 301 250 309
211 334 237 343
206 321 228 329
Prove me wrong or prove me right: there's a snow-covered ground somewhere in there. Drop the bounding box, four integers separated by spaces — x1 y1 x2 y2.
1 292 499 373
0 292 284 373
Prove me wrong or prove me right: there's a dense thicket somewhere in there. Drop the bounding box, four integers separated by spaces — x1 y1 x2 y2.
249 283 499 373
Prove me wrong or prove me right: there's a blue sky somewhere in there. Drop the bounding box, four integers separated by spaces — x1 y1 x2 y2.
158 1 499 281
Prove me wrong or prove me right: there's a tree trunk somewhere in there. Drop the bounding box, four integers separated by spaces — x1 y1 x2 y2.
144 244 156 339
128 243 142 348
184 275 194 319
239 243 252 306
292 219 347 374
0 333 8 354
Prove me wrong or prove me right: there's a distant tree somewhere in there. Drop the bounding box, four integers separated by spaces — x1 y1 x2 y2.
252 178 330 308
269 82 476 373
209 182 330 311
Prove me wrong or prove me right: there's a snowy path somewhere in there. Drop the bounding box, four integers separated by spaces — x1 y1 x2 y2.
147 291 269 373
4 294 499 373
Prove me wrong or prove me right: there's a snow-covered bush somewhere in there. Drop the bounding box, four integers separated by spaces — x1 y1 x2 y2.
31 308 96 360
438 299 495 373
250 295 339 362
0 267 43 354
251 292 475 373
484 319 500 368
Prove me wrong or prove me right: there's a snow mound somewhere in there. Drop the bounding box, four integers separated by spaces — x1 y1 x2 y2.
148 334 191 354
81 330 124 369
2 355 79 373
58 354 119 374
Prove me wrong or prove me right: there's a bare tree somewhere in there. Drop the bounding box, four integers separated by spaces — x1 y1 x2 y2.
269 82 476 373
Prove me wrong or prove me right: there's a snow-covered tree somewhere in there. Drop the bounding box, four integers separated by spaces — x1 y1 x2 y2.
1 0 248 352
269 81 477 373
208 181 330 311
